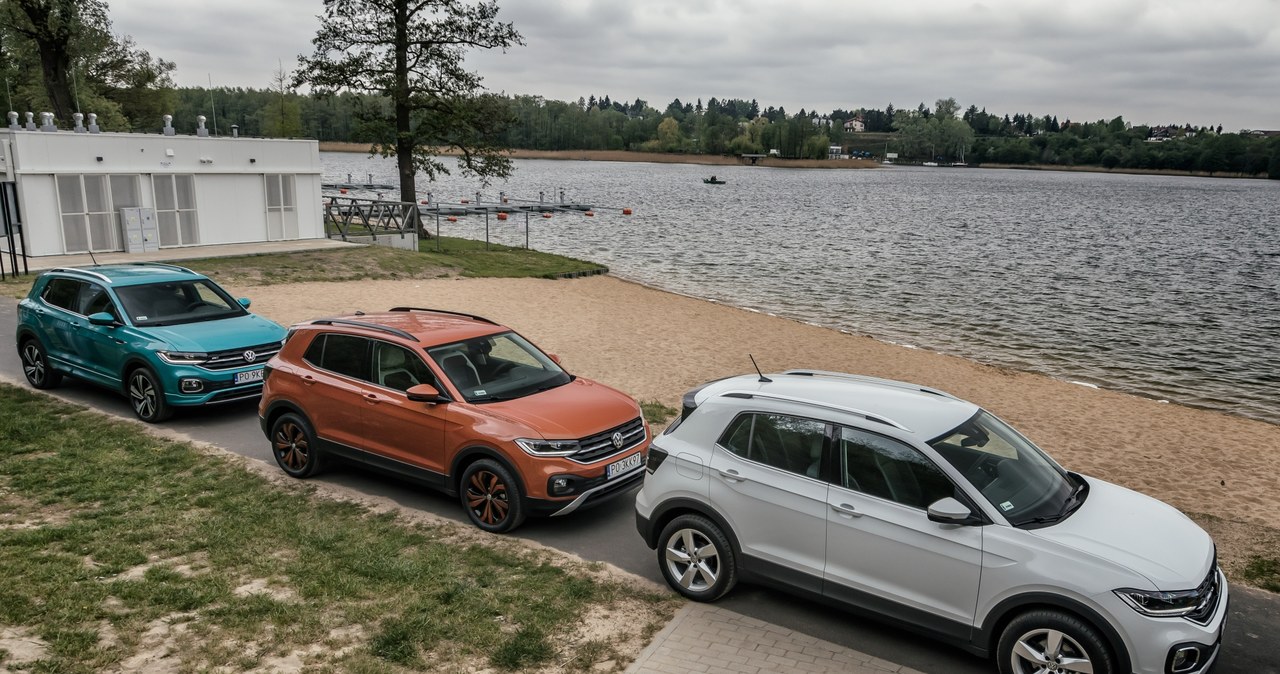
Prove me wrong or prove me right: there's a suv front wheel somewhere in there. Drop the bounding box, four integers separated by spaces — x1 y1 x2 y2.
658 514 737 601
997 609 1115 674
460 459 527 533
128 366 172 423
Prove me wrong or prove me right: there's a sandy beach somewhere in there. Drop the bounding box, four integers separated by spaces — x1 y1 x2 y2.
238 274 1280 580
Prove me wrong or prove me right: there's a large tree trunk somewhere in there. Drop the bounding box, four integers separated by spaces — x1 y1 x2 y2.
393 0 415 206
15 0 77 124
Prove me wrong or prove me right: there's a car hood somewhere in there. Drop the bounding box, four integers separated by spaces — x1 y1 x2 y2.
1030 476 1214 589
143 314 286 352
483 378 641 439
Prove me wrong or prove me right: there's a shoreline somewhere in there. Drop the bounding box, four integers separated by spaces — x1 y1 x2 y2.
319 142 1269 178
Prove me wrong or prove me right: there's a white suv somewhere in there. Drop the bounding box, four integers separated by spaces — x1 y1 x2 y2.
634 371 1226 674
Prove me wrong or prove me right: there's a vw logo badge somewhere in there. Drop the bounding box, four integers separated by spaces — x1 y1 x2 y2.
611 431 624 449
243 350 257 363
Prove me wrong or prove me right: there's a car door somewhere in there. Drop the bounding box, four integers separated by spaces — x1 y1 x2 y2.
69 281 129 388
34 278 86 371
823 425 983 637
299 333 370 452
360 340 447 476
707 412 829 592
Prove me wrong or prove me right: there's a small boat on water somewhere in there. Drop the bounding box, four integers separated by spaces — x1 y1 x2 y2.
704 176 727 184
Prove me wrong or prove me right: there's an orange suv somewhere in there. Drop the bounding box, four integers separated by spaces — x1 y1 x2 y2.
258 307 650 532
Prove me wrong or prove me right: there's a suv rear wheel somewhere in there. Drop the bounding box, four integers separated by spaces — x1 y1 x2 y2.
270 412 325 478
997 609 1115 674
460 459 526 533
658 514 737 601
20 339 61 389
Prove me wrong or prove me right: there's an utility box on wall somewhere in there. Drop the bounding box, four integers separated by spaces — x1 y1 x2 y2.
120 207 159 253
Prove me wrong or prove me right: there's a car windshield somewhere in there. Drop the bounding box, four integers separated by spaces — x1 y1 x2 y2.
115 280 245 327
929 410 1078 527
427 331 571 403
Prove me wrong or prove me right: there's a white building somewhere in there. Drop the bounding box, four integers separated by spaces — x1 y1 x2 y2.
0 114 323 257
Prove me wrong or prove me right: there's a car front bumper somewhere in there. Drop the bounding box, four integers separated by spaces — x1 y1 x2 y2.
1108 568 1230 674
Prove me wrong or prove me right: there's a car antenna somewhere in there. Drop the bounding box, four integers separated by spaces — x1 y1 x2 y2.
749 354 772 383
88 249 99 266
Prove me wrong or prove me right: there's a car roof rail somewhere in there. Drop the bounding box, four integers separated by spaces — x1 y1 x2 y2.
781 369 960 400
717 389 911 432
46 267 113 283
121 261 196 274
309 318 420 342
388 306 498 325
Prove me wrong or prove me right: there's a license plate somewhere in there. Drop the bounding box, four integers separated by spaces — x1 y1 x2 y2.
234 368 264 385
607 452 642 479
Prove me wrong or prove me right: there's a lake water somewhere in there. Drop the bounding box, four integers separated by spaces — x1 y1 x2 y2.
322 153 1280 426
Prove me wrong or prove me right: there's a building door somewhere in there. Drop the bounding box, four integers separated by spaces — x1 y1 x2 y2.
152 174 199 247
265 174 298 241
56 175 122 253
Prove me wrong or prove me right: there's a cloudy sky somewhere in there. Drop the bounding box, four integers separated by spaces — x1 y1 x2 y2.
113 0 1279 131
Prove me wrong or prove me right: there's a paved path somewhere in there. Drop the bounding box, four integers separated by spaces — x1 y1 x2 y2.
628 604 924 674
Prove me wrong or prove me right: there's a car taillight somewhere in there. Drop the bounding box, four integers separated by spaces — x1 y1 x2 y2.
646 444 669 473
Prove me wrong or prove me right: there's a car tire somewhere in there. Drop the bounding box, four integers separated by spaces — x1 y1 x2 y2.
127 366 172 423
270 412 325 478
657 514 738 601
460 458 526 533
997 609 1115 674
19 339 62 389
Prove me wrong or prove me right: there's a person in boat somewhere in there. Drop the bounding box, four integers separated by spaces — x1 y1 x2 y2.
709 175 717 181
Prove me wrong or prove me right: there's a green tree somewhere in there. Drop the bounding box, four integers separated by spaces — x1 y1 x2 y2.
260 64 303 137
296 0 523 204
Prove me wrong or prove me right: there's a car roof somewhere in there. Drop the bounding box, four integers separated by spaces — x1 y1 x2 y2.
301 308 508 347
43 263 205 287
693 370 980 441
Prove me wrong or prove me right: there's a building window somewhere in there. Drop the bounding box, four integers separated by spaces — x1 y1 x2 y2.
153 174 199 247
55 174 142 254
265 174 298 240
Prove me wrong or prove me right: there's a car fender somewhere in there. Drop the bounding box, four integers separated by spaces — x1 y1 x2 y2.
449 445 525 499
643 496 743 556
975 589 1131 670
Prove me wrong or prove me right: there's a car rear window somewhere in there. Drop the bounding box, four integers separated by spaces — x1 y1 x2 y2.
303 333 370 381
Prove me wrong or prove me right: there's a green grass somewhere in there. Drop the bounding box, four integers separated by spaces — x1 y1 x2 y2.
0 385 675 672
1242 556 1280 593
639 400 678 427
420 236 607 279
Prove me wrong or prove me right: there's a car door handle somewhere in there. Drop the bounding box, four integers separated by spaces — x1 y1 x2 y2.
831 503 863 518
717 469 745 483
300 375 316 386
363 392 382 404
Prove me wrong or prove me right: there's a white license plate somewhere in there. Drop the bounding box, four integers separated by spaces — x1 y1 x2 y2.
606 452 642 479
234 368 264 385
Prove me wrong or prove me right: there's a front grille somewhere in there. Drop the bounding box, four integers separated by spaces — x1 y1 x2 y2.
1186 565 1221 625
207 385 263 403
201 342 282 371
571 416 645 463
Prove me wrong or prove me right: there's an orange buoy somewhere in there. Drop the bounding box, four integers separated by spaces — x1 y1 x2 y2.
460 198 469 204
497 212 508 221
447 216 458 222
585 211 595 217
542 212 552 218
340 188 348 194
622 208 632 215
420 199 429 204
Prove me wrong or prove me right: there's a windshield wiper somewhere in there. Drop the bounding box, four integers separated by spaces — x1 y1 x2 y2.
1058 481 1087 518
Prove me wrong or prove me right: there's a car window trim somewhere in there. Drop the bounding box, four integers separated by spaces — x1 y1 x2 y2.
834 422 988 518
40 277 87 314
713 409 833 485
368 339 451 399
302 332 374 384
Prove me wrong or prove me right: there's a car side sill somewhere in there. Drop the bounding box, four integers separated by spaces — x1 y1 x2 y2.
318 438 449 492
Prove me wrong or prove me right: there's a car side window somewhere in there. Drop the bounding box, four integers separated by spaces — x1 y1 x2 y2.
838 426 955 509
303 333 370 381
78 283 120 321
372 341 437 392
718 412 827 478
41 278 84 311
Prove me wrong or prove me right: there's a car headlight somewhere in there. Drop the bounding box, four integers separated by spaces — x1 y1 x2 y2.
515 438 580 457
1113 586 1208 617
157 351 210 365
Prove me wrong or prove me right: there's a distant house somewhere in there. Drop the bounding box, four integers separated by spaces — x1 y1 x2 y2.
1248 129 1280 138
844 118 866 133
1 112 323 257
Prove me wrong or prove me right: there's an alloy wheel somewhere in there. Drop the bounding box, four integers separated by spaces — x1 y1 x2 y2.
664 528 720 592
273 421 310 471
465 469 510 526
129 371 157 418
1010 628 1094 674
21 343 46 385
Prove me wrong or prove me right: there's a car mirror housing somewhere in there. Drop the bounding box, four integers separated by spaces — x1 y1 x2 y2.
927 497 983 526
87 311 118 327
237 297 252 308
406 383 446 403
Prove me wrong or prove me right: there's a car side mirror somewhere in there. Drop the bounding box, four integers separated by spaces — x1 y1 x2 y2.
237 297 252 308
927 497 984 526
87 311 118 327
406 383 447 403
548 353 561 365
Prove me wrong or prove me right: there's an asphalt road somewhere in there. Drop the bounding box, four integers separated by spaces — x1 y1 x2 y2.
3 301 1276 673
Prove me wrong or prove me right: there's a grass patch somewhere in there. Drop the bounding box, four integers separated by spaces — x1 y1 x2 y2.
0 275 34 300
420 236 606 279
183 246 453 286
1242 556 1280 592
0 384 675 671
639 400 678 427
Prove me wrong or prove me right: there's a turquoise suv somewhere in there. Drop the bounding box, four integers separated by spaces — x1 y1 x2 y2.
15 263 287 422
